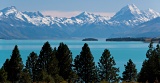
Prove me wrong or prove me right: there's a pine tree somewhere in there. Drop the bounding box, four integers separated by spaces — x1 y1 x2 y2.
34 41 54 81
39 70 55 83
138 42 160 83
26 51 38 82
137 59 149 82
155 44 160 81
73 55 81 82
7 45 23 82
2 59 10 79
74 43 97 83
146 41 154 58
19 68 32 83
48 47 60 82
98 49 120 83
0 68 8 82
56 42 73 81
38 41 53 72
122 59 137 82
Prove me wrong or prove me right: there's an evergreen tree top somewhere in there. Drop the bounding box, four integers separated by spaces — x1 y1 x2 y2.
10 45 22 63
80 43 93 57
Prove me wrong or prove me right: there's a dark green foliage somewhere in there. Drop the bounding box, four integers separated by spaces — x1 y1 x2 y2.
7 45 23 82
74 43 97 83
73 55 81 82
56 42 73 80
48 47 60 81
20 68 32 83
138 59 149 82
146 41 154 58
98 49 120 83
106 37 145 41
122 59 137 82
138 42 160 83
0 68 8 82
54 74 64 83
26 51 38 82
30 42 61 82
2 59 10 79
38 41 53 71
94 66 100 82
3 41 160 83
40 70 55 83
35 41 53 81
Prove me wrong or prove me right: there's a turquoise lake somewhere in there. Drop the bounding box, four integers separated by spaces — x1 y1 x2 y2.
0 40 155 76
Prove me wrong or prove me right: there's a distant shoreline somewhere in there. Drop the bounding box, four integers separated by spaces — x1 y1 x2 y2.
82 38 98 41
106 37 160 43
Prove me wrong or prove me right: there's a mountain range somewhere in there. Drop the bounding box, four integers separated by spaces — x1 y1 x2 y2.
0 4 160 39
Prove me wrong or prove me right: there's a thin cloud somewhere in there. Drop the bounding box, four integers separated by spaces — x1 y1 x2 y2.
42 11 115 18
42 11 80 18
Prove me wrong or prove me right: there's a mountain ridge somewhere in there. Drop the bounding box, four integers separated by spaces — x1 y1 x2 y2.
0 4 160 39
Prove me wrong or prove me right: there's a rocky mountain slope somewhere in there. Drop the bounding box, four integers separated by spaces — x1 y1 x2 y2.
0 4 160 39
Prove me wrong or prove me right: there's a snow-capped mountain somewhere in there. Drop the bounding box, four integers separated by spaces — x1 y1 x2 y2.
0 6 25 21
0 4 160 39
72 12 109 24
0 6 110 27
143 8 160 20
125 17 160 37
110 4 160 26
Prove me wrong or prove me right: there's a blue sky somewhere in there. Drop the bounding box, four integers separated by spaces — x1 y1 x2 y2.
0 0 160 17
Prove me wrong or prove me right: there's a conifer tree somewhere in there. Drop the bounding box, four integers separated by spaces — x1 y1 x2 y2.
35 41 54 81
74 43 97 83
48 47 60 80
38 41 53 72
26 51 38 82
98 49 120 83
0 68 8 82
20 68 32 83
155 44 160 81
56 42 73 81
2 59 10 79
137 59 149 82
39 70 55 83
146 41 154 58
122 59 137 82
138 42 160 83
7 45 23 82
73 55 81 82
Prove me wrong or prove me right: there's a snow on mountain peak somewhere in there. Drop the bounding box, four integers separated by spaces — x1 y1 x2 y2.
75 11 95 18
143 8 160 19
23 11 44 18
81 11 89 15
110 4 142 23
0 5 159 27
0 12 2 16
147 8 160 16
123 4 141 15
1 6 18 16
148 8 154 12
72 11 109 24
4 6 17 10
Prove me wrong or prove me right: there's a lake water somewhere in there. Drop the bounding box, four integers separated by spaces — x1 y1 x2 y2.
0 40 154 76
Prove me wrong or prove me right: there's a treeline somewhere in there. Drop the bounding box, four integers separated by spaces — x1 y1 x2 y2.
106 37 145 41
106 37 160 43
0 41 160 83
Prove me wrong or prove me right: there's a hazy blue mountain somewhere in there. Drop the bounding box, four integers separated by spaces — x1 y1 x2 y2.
125 17 160 37
0 4 160 39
